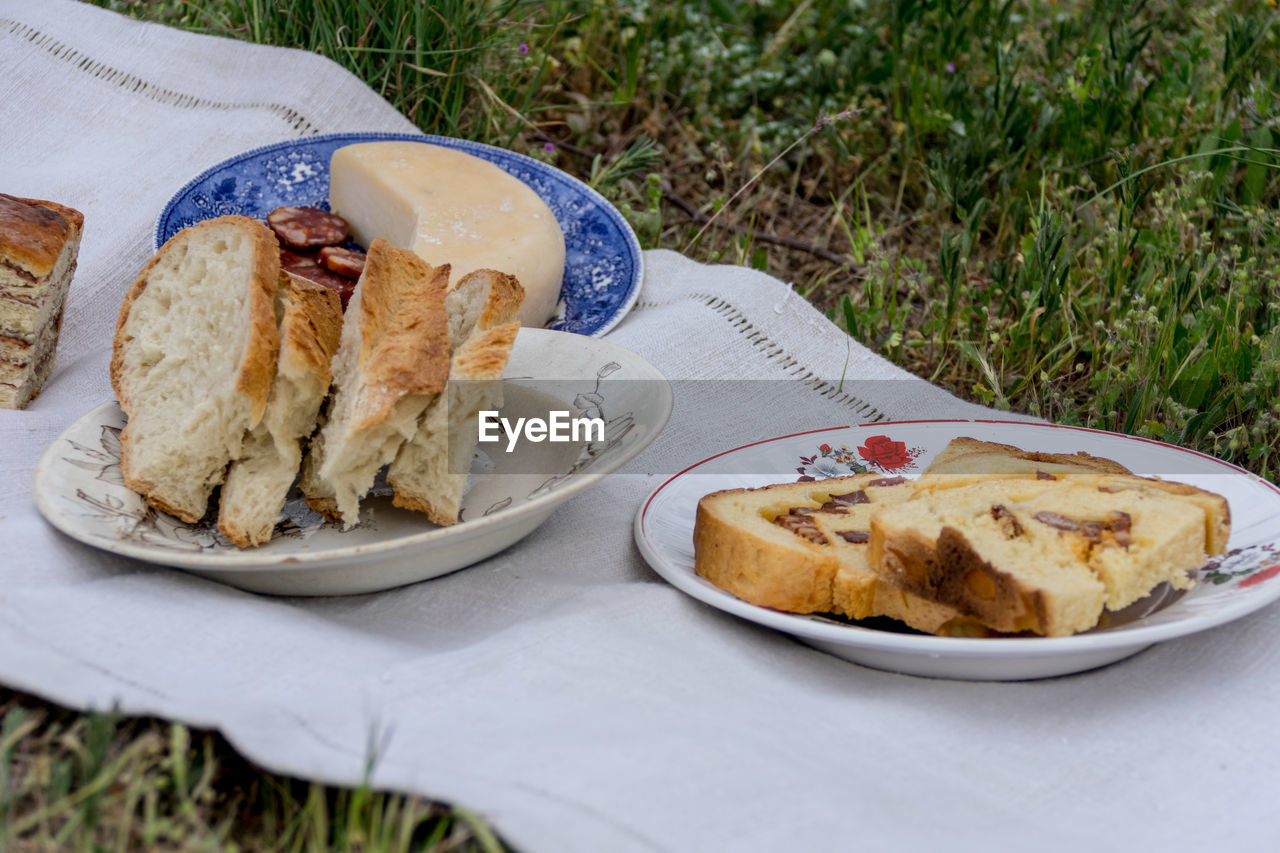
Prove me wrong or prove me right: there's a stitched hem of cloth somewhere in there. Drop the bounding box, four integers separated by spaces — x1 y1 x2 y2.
635 293 888 423
2 18 320 135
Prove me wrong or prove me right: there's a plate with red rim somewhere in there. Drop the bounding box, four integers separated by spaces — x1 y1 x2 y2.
633 419 1280 681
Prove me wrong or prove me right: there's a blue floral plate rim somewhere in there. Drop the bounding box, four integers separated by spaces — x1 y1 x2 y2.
154 131 644 338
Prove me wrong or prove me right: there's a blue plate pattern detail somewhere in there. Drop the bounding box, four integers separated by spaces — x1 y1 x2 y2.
156 133 644 337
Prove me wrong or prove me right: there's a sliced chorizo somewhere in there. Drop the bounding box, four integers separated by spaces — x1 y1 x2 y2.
318 245 367 280
280 248 356 310
267 206 350 250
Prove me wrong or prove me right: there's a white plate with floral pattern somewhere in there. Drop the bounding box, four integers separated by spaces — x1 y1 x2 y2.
35 329 671 596
634 420 1280 680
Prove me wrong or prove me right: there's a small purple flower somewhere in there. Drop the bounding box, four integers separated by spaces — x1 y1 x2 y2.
543 141 556 154
519 43 529 55
945 61 956 74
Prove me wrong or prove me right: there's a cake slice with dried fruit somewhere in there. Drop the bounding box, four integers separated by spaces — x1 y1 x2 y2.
694 474 971 634
918 436 1232 554
919 436 1132 480
868 478 1216 636
0 194 83 409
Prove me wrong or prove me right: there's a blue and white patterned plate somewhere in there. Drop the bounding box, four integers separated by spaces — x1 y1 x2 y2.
156 133 644 337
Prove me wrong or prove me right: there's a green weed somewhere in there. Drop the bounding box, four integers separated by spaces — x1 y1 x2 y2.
0 690 504 851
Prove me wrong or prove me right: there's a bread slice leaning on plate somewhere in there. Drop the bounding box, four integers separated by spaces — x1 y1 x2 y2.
388 269 524 525
299 238 450 528
217 273 343 546
110 215 279 523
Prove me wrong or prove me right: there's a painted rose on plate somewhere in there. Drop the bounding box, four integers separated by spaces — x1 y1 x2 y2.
797 434 923 481
858 435 914 470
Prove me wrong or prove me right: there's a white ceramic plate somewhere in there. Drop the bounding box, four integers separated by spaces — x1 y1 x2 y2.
635 420 1280 680
35 329 671 596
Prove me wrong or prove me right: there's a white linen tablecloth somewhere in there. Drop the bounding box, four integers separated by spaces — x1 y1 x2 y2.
2 3 1277 851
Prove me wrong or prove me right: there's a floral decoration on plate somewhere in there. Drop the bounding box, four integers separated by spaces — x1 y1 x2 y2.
60 422 343 553
796 434 925 481
1201 544 1280 587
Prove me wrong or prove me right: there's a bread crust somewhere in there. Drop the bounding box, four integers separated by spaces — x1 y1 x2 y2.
0 194 84 278
454 269 525 329
110 215 280 424
236 222 285 425
451 321 518 380
924 436 1132 476
217 273 343 548
388 322 520 524
354 238 450 430
279 272 342 386
302 495 340 521
694 497 840 613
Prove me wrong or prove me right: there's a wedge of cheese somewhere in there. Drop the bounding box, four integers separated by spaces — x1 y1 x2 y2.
328 141 565 328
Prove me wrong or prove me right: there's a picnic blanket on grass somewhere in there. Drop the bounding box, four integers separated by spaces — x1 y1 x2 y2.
2 3 1278 851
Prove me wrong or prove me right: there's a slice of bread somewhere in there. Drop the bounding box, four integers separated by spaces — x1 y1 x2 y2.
695 479 842 614
920 436 1133 479
299 238 450 527
110 215 279 522
443 269 524 349
387 269 524 525
0 194 84 409
870 484 1107 637
869 478 1211 636
217 273 342 546
918 437 1231 553
693 473 977 634
389 323 520 524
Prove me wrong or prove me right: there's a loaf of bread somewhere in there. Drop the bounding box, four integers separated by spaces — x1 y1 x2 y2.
299 238 451 527
217 273 342 546
0 194 83 409
388 269 524 525
111 215 280 522
692 436 1230 638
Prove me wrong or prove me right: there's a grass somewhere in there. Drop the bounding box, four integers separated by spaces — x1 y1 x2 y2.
0 689 503 851
9 0 1280 848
